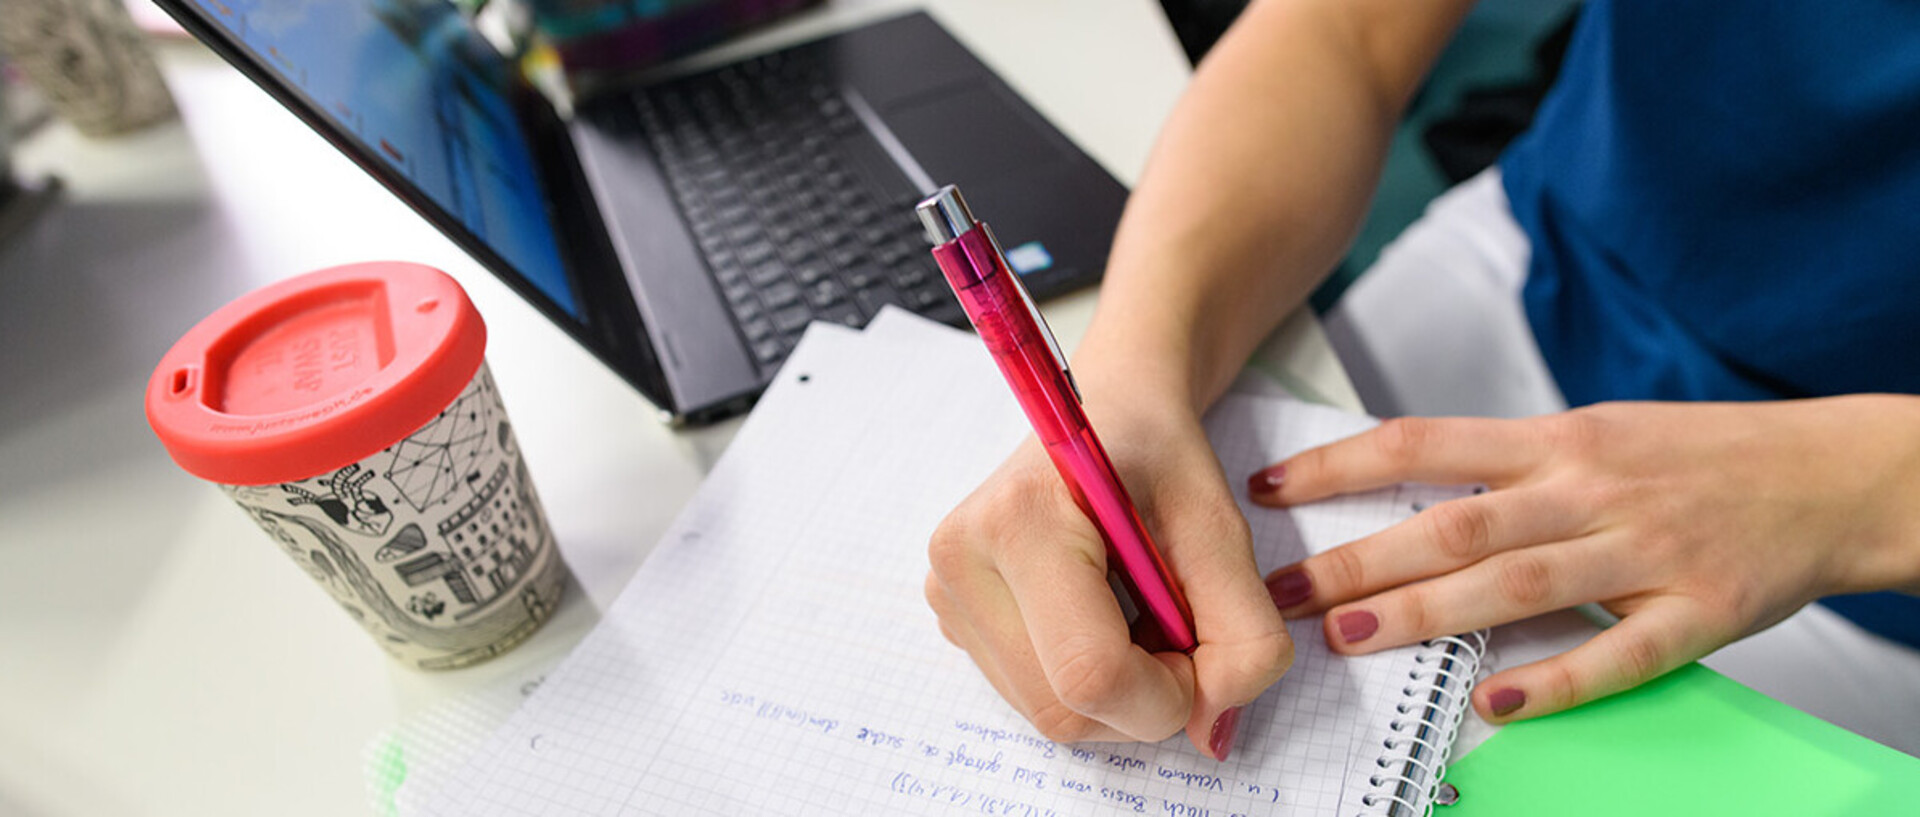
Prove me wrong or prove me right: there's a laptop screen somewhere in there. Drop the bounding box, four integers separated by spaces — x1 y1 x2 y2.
184 0 580 318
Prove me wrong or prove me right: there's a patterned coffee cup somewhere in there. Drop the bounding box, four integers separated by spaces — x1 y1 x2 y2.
147 261 568 670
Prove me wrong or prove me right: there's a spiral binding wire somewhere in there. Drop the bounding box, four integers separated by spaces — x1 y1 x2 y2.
1356 630 1489 817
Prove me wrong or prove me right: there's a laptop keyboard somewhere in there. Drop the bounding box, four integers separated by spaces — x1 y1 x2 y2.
630 49 959 373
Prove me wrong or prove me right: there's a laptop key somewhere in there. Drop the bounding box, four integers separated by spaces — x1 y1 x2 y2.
843 263 882 291
908 286 948 310
876 239 915 265
711 264 746 288
763 280 801 308
828 245 864 269
747 262 788 288
741 316 773 341
778 240 817 267
736 239 775 266
721 280 755 306
705 243 738 269
855 208 890 235
794 263 831 286
746 185 782 210
889 263 928 290
775 331 801 357
751 337 784 364
817 223 851 248
771 303 811 334
805 280 845 308
834 187 869 211
726 223 764 246
817 302 863 328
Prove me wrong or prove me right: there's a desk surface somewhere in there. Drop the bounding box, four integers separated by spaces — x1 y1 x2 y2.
0 2 1355 814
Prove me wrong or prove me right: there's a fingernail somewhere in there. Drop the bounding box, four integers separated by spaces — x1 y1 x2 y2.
1209 706 1243 761
1488 687 1526 717
1266 567 1312 610
1335 610 1378 644
1247 465 1286 496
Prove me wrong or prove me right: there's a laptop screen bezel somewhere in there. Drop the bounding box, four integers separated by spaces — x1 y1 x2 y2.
151 0 677 415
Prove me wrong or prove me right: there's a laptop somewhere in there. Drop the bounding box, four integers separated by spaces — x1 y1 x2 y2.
155 0 1129 424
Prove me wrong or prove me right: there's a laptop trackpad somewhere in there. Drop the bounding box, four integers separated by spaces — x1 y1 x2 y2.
882 82 1071 185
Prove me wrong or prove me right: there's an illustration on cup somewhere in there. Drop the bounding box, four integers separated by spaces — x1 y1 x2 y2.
223 365 565 670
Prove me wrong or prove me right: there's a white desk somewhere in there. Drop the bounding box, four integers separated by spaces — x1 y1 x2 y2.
0 3 1354 814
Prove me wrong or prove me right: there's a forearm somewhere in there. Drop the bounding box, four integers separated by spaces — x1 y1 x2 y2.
1825 394 1920 597
1074 0 1476 412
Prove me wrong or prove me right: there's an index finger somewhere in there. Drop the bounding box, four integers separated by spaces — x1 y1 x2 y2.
1152 502 1293 760
1254 416 1546 507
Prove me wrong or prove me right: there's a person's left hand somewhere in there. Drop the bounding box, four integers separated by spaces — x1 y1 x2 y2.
1248 396 1920 722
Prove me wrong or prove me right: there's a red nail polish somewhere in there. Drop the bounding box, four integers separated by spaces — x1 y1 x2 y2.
1247 465 1286 495
1335 610 1378 644
1266 567 1312 610
1209 706 1243 761
1489 687 1526 717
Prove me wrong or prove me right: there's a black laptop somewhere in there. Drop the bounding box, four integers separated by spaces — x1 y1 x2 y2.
155 0 1129 424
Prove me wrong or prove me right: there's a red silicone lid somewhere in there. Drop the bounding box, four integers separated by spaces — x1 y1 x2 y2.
146 261 487 485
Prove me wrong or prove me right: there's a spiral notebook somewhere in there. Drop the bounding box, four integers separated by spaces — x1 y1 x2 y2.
405 310 1486 816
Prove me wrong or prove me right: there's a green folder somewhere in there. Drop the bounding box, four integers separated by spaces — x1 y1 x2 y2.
1441 663 1920 815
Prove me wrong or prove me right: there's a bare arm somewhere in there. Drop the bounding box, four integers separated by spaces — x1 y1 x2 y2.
1076 0 1477 409
925 0 1479 760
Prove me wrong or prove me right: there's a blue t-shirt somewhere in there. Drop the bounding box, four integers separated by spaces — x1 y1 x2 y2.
1500 0 1920 647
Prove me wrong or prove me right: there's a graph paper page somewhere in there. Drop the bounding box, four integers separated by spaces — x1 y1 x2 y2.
413 310 1468 816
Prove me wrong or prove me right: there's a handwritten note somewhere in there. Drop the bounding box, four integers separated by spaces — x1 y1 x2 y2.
406 311 1465 816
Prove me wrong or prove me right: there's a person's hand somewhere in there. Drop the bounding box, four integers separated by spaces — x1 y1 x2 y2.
925 389 1293 760
1251 396 1920 722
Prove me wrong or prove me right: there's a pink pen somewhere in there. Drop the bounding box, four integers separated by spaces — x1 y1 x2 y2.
916 185 1197 654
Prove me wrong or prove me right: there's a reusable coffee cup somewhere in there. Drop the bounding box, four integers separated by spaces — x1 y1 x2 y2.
146 261 568 670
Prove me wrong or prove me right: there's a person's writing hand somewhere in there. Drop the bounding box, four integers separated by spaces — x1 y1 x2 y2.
926 395 1293 760
1252 397 1920 721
